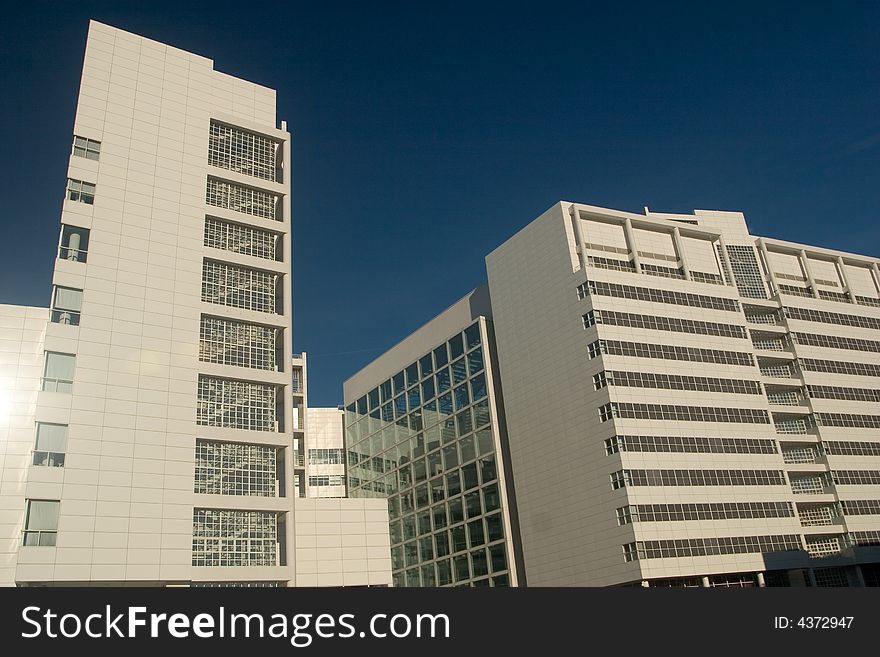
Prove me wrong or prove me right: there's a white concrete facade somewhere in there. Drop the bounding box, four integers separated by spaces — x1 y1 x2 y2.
1 21 390 587
486 202 880 587
306 407 347 498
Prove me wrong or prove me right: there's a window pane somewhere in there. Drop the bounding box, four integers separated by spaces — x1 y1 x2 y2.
25 500 60 531
35 424 67 452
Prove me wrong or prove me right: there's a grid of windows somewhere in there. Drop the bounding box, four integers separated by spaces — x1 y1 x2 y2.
581 280 739 312
800 358 880 377
204 217 278 260
598 402 770 424
583 310 747 339
623 534 800 562
72 135 101 160
206 177 278 221
66 178 95 205
824 441 880 457
196 375 278 432
199 316 279 371
690 270 725 285
817 290 850 303
192 509 279 566
841 500 880 516
792 332 880 353
600 370 762 395
784 306 880 331
745 310 781 325
611 469 785 489
775 418 810 434
850 531 880 547
208 122 278 181
591 339 753 366
618 501 793 524
586 255 635 273
201 260 278 314
760 364 794 378
345 322 511 588
856 296 880 308
781 446 818 464
777 284 813 298
194 440 277 496
308 448 345 465
309 475 346 487
815 413 880 429
751 336 788 351
832 470 880 486
807 385 880 403
640 262 685 280
767 390 803 405
192 581 282 587
798 505 837 526
604 434 777 455
722 244 767 299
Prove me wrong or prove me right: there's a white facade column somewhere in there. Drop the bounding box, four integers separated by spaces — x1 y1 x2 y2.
756 571 766 587
716 235 734 287
756 239 781 296
871 263 880 296
701 576 710 587
836 256 855 303
672 226 691 280
569 205 588 271
799 249 820 298
623 218 642 273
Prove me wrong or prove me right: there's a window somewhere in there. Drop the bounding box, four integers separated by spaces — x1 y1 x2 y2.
840 500 880 516
206 177 279 221
622 534 800 562
33 423 67 467
204 217 279 261
72 135 101 160
816 414 880 429
196 375 279 432
832 470 880 486
66 178 95 204
597 339 753 367
623 501 794 523
192 509 280 566
601 370 762 395
194 440 278 496
784 306 880 331
309 475 346 487
199 316 279 370
50 286 83 326
807 385 880 403
22 500 59 546
800 358 880 377
58 224 89 262
208 122 278 181
201 260 279 314
585 310 747 339
824 441 880 457
593 372 608 390
603 402 770 424
308 448 345 465
720 244 767 299
584 279 740 312
604 435 777 455
41 352 75 392
792 332 880 353
617 468 786 487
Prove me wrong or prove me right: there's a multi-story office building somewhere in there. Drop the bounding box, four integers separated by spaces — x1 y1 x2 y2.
0 21 391 587
344 287 523 587
306 407 347 498
347 201 880 587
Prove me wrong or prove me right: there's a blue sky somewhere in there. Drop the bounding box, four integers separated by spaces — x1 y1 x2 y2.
1 1 878 406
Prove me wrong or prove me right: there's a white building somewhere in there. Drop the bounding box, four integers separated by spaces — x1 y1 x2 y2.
305 407 347 498
0 20 391 588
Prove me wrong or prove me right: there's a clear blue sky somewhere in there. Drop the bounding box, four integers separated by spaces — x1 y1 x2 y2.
1 1 878 406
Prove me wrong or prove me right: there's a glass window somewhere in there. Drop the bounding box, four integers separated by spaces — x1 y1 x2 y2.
413 459 427 483
483 483 500 512
391 545 403 570
417 510 432 536
435 532 451 558
42 352 75 393
454 554 470 582
457 409 473 436
368 388 380 410
380 380 392 402
404 542 419 567
490 544 507 573
390 520 403 544
419 354 434 378
464 323 481 350
471 548 489 577
72 135 101 160
479 455 497 483
438 393 453 417
66 178 95 204
446 471 462 497
403 516 417 541
415 484 430 508
433 503 448 529
454 384 470 410
437 559 452 585
22 500 60 546
452 526 468 553
465 490 482 519
468 519 485 547
426 425 441 452
434 344 449 368
421 377 436 402
427 451 442 478
405 363 419 387
467 347 484 375
473 400 490 428
449 333 465 360
451 359 468 385
443 445 459 470
59 224 90 263
476 428 494 456
393 372 405 395
420 563 436 586
50 287 83 326
33 423 67 467
441 418 457 443
485 513 504 542
470 373 487 401
407 387 421 411
436 368 451 394
448 497 464 524
460 435 476 463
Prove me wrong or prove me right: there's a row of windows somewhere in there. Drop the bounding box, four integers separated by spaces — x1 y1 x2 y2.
807 385 880 403
815 413 880 429
840 500 880 516
578 280 739 312
783 306 880 331
623 534 801 562
800 358 880 378
583 310 747 339
604 434 777 455
832 470 880 486
595 370 762 395
204 216 279 261
823 440 880 457
778 284 813 298
192 509 279 567
617 501 794 524
347 324 482 421
208 121 278 182
857 296 880 308
849 531 880 547
599 402 770 424
309 475 346 487
394 544 509 587
308 448 345 465
391 506 504 554
196 375 279 432
588 339 753 367
640 262 685 280
818 289 851 303
611 469 785 489
586 255 635 273
792 332 880 353
722 245 768 299
206 177 279 221
201 260 279 314
199 315 279 371
194 440 277 496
